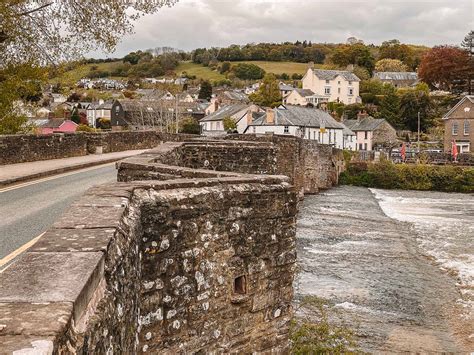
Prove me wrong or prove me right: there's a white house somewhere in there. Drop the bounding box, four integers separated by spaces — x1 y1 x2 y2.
244 105 355 150
86 100 113 127
200 103 262 136
302 67 361 104
283 89 329 107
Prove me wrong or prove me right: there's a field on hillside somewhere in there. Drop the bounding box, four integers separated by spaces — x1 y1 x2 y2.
174 62 226 81
233 61 312 75
51 61 125 86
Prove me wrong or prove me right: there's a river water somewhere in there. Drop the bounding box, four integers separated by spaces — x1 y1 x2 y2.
295 186 473 353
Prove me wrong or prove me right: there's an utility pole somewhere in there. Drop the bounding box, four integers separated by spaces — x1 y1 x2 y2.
417 111 421 154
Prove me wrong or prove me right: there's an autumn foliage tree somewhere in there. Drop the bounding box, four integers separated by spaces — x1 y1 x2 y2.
375 59 408 72
418 46 472 91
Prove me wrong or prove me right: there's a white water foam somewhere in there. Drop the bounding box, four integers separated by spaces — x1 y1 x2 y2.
370 188 474 321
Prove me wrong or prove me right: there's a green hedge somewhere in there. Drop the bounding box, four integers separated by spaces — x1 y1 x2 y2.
340 160 474 193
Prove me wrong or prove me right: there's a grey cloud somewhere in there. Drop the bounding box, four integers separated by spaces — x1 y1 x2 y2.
93 0 473 57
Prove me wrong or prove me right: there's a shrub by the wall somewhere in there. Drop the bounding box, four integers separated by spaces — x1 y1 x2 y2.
340 160 474 193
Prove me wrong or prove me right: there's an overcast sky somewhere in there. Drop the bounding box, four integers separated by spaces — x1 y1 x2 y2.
94 0 473 57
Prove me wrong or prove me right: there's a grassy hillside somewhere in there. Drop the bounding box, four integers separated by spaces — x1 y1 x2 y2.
50 61 125 86
233 61 311 75
174 62 225 81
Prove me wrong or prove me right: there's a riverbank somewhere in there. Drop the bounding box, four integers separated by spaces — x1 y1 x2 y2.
294 186 473 352
340 160 474 193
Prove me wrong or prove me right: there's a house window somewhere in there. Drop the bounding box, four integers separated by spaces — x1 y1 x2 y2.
364 143 368 150
349 81 353 85
318 131 321 142
313 131 316 140
234 275 246 294
329 130 332 143
464 120 470 135
338 88 341 94
452 122 458 135
325 80 330 84
324 87 331 95
338 81 341 85
284 125 289 134
364 131 368 139
349 88 354 96
253 126 256 133
359 143 363 150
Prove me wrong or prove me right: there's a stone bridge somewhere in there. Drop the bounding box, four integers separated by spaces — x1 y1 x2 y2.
0 134 344 354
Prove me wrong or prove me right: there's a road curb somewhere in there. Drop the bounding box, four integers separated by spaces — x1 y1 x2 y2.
0 157 123 188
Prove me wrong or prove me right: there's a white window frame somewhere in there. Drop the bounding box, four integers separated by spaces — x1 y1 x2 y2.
452 122 458 135
324 87 331 95
464 120 470 135
284 125 289 134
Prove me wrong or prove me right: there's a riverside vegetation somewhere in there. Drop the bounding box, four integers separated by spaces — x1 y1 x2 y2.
340 158 474 193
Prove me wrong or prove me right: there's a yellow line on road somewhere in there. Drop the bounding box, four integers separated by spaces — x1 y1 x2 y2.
0 162 116 193
0 232 46 273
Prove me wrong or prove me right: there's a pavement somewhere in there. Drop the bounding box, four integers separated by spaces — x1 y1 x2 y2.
0 150 147 187
0 164 117 261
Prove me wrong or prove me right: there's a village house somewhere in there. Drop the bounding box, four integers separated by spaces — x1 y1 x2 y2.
283 89 329 107
111 99 207 130
343 112 398 151
205 90 250 115
443 95 474 154
200 103 262 136
302 66 361 104
38 119 78 134
244 105 355 150
279 82 295 98
373 71 418 88
86 100 113 127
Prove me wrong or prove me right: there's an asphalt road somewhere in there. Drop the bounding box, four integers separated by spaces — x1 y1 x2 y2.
0 164 117 260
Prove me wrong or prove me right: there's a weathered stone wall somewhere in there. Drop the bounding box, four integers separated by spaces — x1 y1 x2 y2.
0 177 296 354
0 131 197 165
0 134 343 354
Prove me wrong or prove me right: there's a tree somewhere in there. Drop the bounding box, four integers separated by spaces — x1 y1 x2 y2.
378 87 402 128
461 30 474 52
0 1 175 65
220 62 231 74
379 39 416 70
70 108 80 124
198 81 213 100
399 85 433 132
232 63 266 80
375 59 408 72
0 63 46 134
249 74 282 107
331 44 375 74
180 117 200 134
223 117 237 132
418 46 472 91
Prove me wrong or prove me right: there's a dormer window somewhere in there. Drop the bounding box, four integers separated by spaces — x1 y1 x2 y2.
325 80 330 84
338 81 341 85
349 81 353 85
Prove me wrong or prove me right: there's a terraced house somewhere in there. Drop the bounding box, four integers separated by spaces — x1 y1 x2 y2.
443 96 474 154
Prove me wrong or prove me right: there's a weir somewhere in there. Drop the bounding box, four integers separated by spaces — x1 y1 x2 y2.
0 135 344 354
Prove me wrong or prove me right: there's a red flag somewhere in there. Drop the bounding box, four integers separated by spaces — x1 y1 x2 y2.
452 140 458 160
401 143 406 162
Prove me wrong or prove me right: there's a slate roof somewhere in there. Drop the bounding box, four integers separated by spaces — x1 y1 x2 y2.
374 72 418 81
248 105 346 129
200 103 251 122
311 69 360 82
343 117 386 131
293 89 315 97
279 83 294 91
222 91 248 102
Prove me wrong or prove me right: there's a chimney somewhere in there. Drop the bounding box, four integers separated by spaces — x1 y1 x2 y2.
266 108 275 124
357 110 369 121
214 100 219 112
308 61 314 69
346 64 354 72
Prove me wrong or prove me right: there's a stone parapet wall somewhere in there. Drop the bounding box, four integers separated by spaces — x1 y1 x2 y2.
0 131 197 165
0 134 343 354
